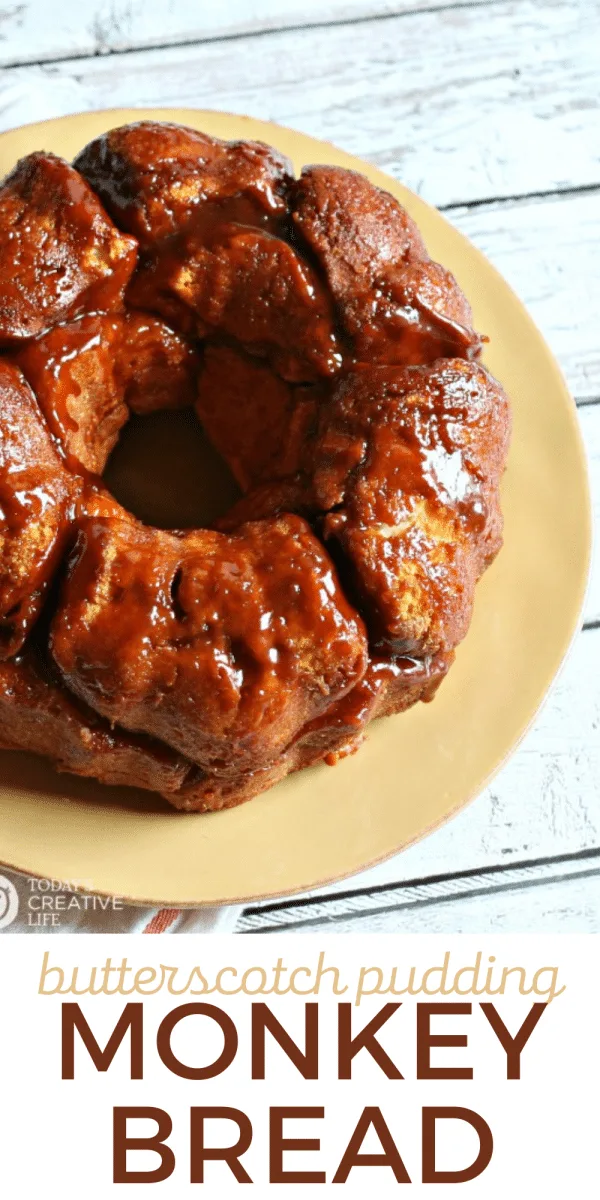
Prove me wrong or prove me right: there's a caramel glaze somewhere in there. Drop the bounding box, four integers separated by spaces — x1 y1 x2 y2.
16 311 200 473
0 122 511 812
169 653 452 812
50 511 369 779
74 121 293 246
306 651 453 761
0 153 137 345
292 165 483 365
218 359 511 659
313 360 511 656
0 644 192 796
84 131 479 381
0 361 76 659
196 344 321 490
17 313 127 475
128 219 342 382
119 311 200 414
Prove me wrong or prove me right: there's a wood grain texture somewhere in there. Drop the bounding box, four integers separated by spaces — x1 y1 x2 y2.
578 404 600 625
453 192 600 404
0 1 597 208
238 861 600 932
0 1 498 67
238 853 600 930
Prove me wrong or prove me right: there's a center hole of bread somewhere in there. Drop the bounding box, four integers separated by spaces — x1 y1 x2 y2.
103 407 241 530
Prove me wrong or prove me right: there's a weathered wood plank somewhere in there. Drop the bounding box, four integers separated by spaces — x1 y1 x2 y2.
0 1 597 207
452 192 600 404
578 404 600 625
239 862 600 932
244 624 600 900
238 853 600 930
0 1 498 67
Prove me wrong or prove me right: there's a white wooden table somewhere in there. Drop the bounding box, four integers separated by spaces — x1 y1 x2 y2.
0 0 598 934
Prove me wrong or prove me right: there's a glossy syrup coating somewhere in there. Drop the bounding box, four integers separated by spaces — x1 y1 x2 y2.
168 651 452 812
292 650 454 766
118 311 200 414
214 474 313 531
74 120 293 245
218 359 510 656
196 344 321 490
0 121 511 813
50 511 368 779
212 354 509 762
350 257 483 365
292 165 482 365
0 362 75 659
17 311 201 474
0 153 138 345
133 221 342 381
17 313 128 474
125 248 199 336
311 359 511 655
0 645 193 796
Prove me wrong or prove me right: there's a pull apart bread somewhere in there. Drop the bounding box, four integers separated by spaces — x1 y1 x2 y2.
0 121 510 811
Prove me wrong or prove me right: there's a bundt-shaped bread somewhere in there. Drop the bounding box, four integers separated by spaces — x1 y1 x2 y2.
0 121 510 812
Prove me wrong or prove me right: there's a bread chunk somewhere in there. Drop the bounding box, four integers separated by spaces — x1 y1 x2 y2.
119 311 200 414
292 166 481 365
0 646 190 796
17 311 200 473
75 121 292 245
131 222 342 381
50 511 368 778
0 362 75 658
17 314 128 474
0 152 137 344
312 360 511 654
197 345 320 489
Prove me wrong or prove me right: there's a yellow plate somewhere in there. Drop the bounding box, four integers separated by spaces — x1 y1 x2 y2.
0 109 591 907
